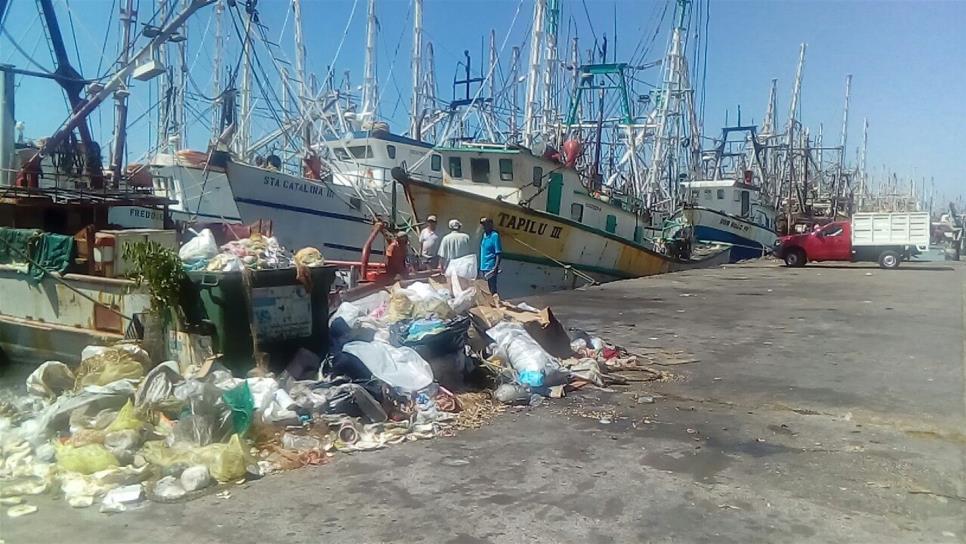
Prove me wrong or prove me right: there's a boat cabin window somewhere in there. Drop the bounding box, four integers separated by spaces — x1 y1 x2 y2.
740 190 750 216
703 189 712 200
716 189 725 200
532 166 543 186
349 197 362 210
691 190 699 200
334 148 350 160
386 145 396 159
448 157 463 178
634 226 644 244
431 154 442 172
348 146 373 159
470 158 490 183
498 159 514 182
570 203 584 222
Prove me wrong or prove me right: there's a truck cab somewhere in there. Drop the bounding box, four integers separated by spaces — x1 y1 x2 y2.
776 221 852 266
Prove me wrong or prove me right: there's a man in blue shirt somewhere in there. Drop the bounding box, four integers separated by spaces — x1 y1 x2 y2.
479 217 503 295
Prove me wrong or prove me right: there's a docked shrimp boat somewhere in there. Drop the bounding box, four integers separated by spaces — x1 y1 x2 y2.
675 178 779 262
395 143 731 297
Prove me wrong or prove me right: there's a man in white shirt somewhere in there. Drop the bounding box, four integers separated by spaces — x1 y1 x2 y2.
437 219 472 272
418 215 440 269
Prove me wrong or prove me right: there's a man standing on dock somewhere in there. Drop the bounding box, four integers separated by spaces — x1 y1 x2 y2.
479 217 502 295
437 219 471 272
419 215 440 270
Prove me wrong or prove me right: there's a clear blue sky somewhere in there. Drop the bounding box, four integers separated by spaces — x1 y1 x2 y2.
2 0 963 201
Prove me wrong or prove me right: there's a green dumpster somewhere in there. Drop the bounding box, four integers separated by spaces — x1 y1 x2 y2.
185 266 336 373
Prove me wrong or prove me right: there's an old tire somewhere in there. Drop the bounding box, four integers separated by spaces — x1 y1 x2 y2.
878 250 900 269
783 249 806 267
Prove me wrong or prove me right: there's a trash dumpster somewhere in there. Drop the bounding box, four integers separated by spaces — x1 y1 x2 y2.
185 266 336 373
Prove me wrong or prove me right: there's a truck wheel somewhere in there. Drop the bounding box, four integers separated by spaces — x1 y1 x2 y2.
784 249 806 267
878 250 900 269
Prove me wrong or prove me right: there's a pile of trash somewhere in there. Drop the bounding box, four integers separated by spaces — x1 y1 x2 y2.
179 229 318 273
0 255 658 517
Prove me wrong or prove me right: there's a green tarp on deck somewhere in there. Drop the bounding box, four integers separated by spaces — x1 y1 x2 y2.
0 227 75 282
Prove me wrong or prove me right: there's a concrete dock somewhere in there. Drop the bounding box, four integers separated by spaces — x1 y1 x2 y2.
6 260 965 543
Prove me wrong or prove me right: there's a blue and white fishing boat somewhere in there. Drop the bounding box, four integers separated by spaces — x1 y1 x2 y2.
675 179 779 262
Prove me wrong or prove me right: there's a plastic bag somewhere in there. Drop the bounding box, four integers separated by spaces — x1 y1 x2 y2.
134 361 182 410
105 400 145 433
199 434 249 482
446 254 477 280
27 380 136 445
55 443 119 474
341 341 434 393
486 321 560 374
73 348 145 390
180 465 211 492
386 289 415 322
26 361 75 400
153 475 186 500
222 381 255 436
179 228 218 261
401 282 455 320
449 286 478 314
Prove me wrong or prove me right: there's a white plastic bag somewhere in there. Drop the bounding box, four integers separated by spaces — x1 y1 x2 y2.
398 282 454 319
26 361 75 400
179 229 219 261
329 301 364 328
445 254 478 280
449 286 478 314
446 254 478 297
486 321 559 374
341 341 434 393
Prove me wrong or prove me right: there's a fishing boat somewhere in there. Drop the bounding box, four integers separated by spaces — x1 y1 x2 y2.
395 144 730 297
222 130 441 259
676 178 778 261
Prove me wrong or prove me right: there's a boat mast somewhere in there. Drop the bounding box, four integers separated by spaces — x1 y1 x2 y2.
783 43 806 230
831 73 851 217
361 0 378 125
410 0 423 139
238 5 253 159
643 0 695 207
761 78 777 138
111 0 136 183
292 0 311 153
210 0 224 140
542 0 560 146
523 0 546 148
175 0 188 150
509 46 520 141
858 117 868 210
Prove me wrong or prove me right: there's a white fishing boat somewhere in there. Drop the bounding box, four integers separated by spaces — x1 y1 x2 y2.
676 179 778 261
222 130 442 259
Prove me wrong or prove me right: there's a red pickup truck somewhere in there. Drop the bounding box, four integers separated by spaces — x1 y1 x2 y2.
774 219 921 269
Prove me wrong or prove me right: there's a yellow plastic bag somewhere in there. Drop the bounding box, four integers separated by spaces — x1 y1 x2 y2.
74 348 145 390
55 443 119 474
199 434 249 482
386 289 414 322
105 400 144 432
